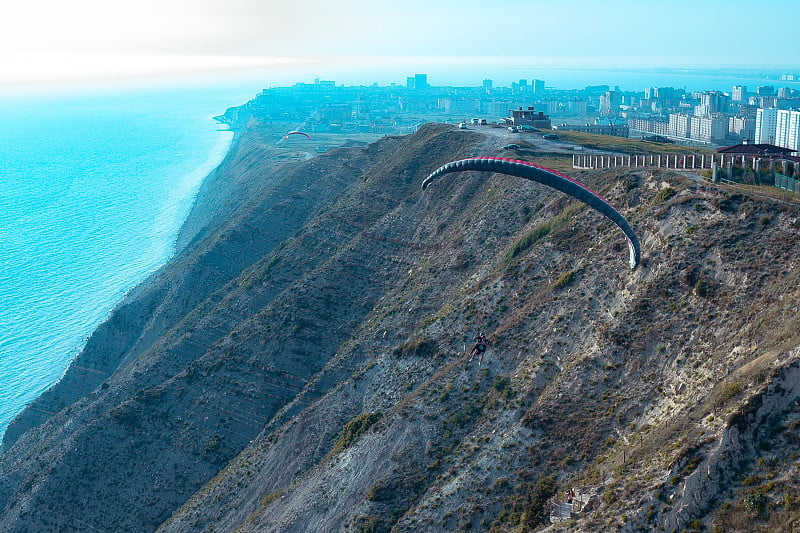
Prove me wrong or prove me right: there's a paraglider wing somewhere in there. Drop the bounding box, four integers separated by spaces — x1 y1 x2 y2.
285 131 311 140
422 157 640 269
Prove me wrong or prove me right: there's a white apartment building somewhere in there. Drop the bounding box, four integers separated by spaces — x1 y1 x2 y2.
755 108 779 144
539 101 560 115
694 104 710 117
691 115 728 143
776 110 800 152
485 101 515 117
599 91 622 116
732 85 747 102
566 100 588 114
627 117 670 136
729 116 756 142
440 98 480 114
669 113 692 139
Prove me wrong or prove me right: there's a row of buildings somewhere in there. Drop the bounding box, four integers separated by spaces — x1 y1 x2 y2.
626 114 731 144
224 74 799 151
627 106 800 150
228 75 566 134
618 85 800 148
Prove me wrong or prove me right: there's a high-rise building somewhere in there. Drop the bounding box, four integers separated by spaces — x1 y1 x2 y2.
532 79 545 94
669 113 692 138
440 98 480 114
706 91 729 114
732 85 747 102
757 85 775 96
599 90 622 117
483 79 493 89
729 116 756 142
539 101 559 115
759 96 777 108
695 92 730 117
653 87 677 99
566 100 588 114
487 101 512 116
755 108 779 144
776 110 800 152
407 74 429 89
628 117 670 136
691 115 728 143
737 105 758 119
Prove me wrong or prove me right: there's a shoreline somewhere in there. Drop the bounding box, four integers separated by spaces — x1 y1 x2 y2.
173 114 243 253
0 104 249 447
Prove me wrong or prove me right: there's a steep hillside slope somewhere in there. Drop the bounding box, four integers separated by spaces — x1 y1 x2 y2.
161 159 800 531
3 120 800 533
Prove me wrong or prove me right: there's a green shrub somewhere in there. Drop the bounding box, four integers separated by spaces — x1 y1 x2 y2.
688 518 704 530
492 376 514 400
449 401 482 428
553 271 575 289
331 412 383 455
354 515 384 533
719 381 744 403
522 474 558 529
503 224 551 263
203 434 220 453
653 187 676 205
260 490 283 510
394 337 437 358
500 203 583 265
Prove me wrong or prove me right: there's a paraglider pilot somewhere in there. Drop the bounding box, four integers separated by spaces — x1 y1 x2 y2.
469 333 490 364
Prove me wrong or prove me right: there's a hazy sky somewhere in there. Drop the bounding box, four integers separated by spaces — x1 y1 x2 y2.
2 0 797 85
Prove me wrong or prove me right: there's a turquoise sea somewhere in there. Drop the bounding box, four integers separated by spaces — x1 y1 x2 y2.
0 81 261 438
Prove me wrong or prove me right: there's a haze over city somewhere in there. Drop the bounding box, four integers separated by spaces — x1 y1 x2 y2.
2 0 798 87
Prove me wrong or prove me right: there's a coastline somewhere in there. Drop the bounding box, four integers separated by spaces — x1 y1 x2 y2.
0 105 247 448
0 105 366 462
173 114 243 253
1 108 306 451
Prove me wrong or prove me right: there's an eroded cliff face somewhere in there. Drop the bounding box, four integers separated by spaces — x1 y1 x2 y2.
159 164 800 533
2 120 800 533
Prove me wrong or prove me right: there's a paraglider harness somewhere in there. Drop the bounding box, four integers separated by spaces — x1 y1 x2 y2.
469 333 489 363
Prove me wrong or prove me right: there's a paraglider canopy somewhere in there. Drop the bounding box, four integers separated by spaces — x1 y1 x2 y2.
422 157 641 269
285 131 311 140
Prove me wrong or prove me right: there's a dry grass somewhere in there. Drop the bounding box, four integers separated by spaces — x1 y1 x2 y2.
545 129 714 156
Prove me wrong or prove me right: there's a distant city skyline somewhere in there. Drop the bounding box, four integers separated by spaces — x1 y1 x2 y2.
1 0 799 87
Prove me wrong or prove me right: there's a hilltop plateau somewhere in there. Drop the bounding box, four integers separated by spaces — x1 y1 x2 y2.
1 117 800 533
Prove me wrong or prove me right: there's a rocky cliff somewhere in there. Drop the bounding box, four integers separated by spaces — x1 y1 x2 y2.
2 119 799 533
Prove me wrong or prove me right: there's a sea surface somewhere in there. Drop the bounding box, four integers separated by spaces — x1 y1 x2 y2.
0 81 261 438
